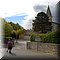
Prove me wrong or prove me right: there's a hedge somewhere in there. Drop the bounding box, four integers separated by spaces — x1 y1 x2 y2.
4 37 12 40
3 37 12 44
4 34 11 37
30 31 60 44
30 33 45 42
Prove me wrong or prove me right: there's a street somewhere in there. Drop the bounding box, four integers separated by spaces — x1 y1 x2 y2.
1 35 60 59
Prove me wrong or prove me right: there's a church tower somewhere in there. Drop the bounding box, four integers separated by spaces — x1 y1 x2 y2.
46 5 52 32
46 5 52 22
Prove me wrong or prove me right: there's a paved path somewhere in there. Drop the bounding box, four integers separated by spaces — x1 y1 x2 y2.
1 35 60 59
2 40 59 59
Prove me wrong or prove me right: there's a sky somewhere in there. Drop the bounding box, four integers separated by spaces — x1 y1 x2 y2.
0 0 60 30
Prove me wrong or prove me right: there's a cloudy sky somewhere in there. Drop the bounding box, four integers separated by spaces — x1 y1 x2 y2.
0 0 60 29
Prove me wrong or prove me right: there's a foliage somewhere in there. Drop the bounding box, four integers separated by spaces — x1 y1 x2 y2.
44 31 60 44
11 30 16 39
4 37 12 40
32 12 52 33
0 18 6 23
16 29 25 38
4 23 13 36
8 22 25 39
30 31 60 44
30 34 35 42
3 37 12 44
9 22 24 30
1 18 25 39
30 33 45 42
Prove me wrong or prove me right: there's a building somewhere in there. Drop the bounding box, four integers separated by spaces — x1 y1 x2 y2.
52 1 60 31
52 22 60 31
46 5 52 22
46 2 60 32
46 5 52 32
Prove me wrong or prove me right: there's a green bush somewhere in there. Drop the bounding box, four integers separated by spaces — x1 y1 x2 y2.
4 37 12 40
30 31 60 44
44 31 60 44
4 34 11 37
30 35 35 42
30 33 44 42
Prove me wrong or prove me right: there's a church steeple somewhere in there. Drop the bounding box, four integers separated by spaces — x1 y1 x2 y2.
46 5 52 17
46 5 52 22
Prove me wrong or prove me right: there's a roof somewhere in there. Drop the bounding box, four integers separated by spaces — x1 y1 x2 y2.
46 5 52 17
52 22 60 25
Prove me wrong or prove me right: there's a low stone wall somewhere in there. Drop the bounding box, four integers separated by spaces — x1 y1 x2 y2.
27 42 60 54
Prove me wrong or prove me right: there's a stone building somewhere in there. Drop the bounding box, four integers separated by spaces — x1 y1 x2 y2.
46 5 52 32
52 1 60 31
46 2 60 32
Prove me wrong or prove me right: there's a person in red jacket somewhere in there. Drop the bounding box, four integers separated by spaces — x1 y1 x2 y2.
7 39 13 54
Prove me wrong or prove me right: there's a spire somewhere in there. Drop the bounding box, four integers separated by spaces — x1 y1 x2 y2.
46 5 52 17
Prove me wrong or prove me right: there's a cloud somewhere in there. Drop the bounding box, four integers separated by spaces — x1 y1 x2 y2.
21 15 35 30
0 0 59 29
33 4 47 12
33 4 57 22
5 14 28 25
23 19 33 29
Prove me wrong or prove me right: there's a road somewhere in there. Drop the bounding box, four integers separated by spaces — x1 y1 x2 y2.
1 35 60 59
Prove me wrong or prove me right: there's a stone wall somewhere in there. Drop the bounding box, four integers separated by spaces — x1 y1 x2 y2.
27 42 60 54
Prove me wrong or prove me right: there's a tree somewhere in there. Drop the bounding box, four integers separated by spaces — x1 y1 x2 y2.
8 22 18 30
16 29 25 39
4 23 13 37
16 23 23 29
0 18 7 36
11 30 16 39
9 22 24 30
9 22 25 39
32 12 52 33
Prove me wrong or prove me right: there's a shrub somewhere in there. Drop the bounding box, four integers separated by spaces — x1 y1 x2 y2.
4 34 11 37
30 31 60 44
30 35 35 42
43 31 60 44
4 37 12 40
30 33 44 42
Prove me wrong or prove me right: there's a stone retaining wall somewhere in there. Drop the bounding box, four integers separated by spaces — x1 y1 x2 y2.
27 42 60 54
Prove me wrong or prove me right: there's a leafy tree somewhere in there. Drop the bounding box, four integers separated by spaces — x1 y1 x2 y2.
11 30 16 39
9 22 25 39
33 12 52 33
16 29 25 39
11 28 25 39
0 18 7 36
4 23 13 37
9 22 24 30
16 23 23 29
8 22 18 30
1 18 25 39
